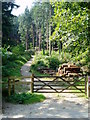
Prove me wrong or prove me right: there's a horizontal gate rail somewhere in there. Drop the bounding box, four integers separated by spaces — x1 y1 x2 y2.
35 75 87 78
34 75 86 94
34 80 85 82
34 91 84 93
34 76 59 93
34 84 85 86
34 88 85 90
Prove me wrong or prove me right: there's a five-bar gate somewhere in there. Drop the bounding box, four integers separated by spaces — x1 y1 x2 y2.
33 75 87 94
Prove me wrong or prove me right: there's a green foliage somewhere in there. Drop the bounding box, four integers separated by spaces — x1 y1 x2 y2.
45 50 49 56
18 7 33 50
6 92 46 104
18 2 52 51
2 45 31 79
59 51 72 64
49 2 89 71
30 43 33 49
31 50 60 71
31 60 47 71
47 57 60 70
11 45 25 55
37 60 47 67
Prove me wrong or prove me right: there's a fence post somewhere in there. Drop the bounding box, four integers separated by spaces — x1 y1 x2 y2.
8 78 11 96
85 75 87 95
87 75 90 98
31 74 34 93
12 79 15 94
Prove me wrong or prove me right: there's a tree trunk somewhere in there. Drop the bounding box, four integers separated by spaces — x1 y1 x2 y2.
36 28 38 50
58 41 62 55
32 24 34 49
26 31 28 50
49 36 51 55
42 41 45 55
39 29 41 51
49 6 51 56
52 42 54 51
46 21 49 50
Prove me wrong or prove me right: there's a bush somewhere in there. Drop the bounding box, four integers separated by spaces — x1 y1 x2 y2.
59 51 70 63
31 51 60 71
11 44 25 55
6 92 46 104
7 54 17 61
30 64 38 71
2 45 31 78
47 57 60 70
45 50 49 56
37 60 46 67
31 60 47 71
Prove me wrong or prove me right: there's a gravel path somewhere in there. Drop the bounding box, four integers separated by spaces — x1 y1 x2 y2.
21 55 34 77
2 56 88 118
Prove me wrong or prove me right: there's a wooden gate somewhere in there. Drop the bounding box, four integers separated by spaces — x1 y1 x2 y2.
33 75 87 94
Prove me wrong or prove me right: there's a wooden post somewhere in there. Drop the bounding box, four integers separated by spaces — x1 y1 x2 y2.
8 78 11 96
31 74 34 93
12 79 15 94
85 76 87 95
87 76 90 98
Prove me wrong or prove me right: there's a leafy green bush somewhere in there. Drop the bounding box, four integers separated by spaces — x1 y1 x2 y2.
58 51 70 64
45 50 49 56
30 64 38 71
11 44 25 55
17 56 28 63
31 51 60 71
7 54 17 61
6 92 46 104
51 51 59 57
37 60 47 67
2 45 31 79
31 60 47 71
47 57 60 70
2 47 13 65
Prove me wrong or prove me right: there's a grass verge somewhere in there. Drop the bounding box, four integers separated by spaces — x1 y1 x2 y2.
31 69 50 76
6 92 46 104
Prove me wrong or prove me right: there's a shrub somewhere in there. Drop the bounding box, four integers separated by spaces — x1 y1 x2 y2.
2 45 31 78
11 44 25 55
30 64 38 71
2 47 13 65
47 57 60 70
37 60 46 67
6 92 46 104
31 60 47 71
7 54 17 61
45 50 49 56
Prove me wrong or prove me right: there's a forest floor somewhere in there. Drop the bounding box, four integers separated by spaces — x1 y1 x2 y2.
2 55 88 118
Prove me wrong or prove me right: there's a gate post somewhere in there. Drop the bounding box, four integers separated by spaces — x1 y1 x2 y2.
85 75 87 95
31 74 34 93
87 75 90 98
8 78 11 96
12 79 15 94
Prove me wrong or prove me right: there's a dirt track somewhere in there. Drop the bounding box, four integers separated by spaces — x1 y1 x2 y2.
3 93 88 118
